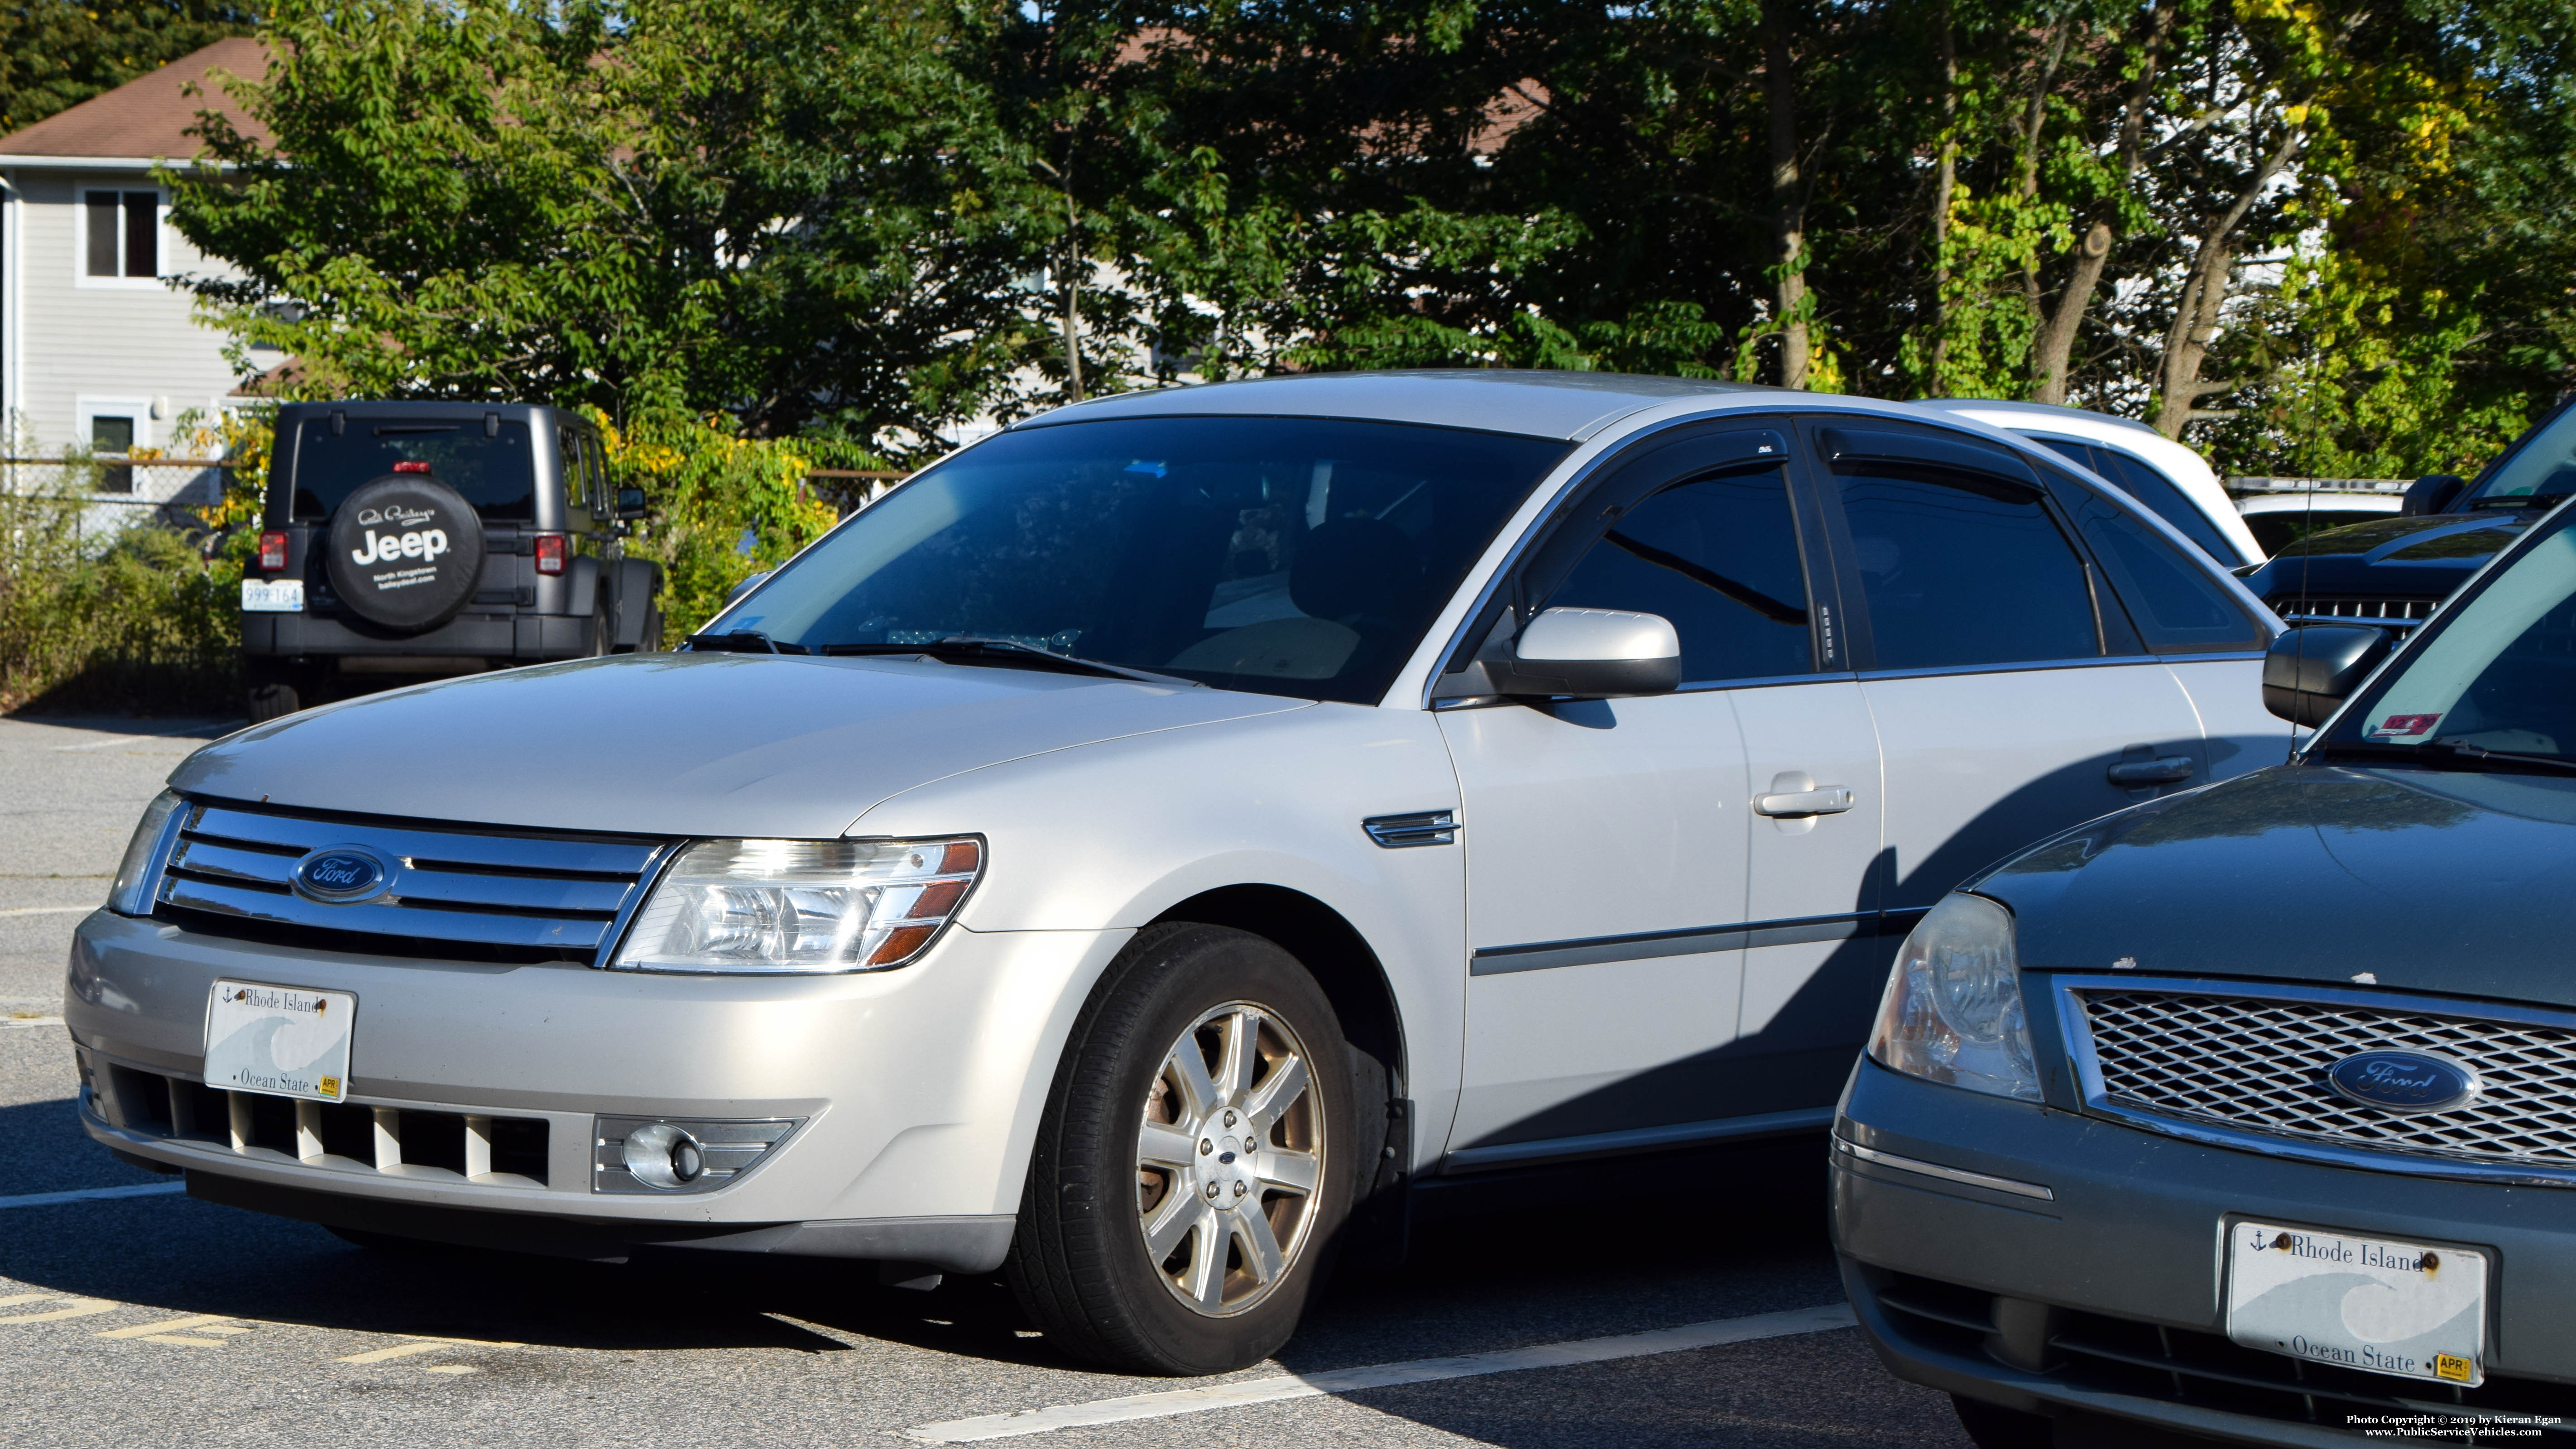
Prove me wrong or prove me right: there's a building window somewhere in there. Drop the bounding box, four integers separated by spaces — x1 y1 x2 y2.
91 415 135 494
84 191 158 279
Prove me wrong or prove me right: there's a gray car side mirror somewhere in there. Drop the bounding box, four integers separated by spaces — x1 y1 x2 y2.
1490 607 1683 700
2262 624 2394 727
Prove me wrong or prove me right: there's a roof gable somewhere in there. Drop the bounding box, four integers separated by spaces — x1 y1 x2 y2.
0 37 273 163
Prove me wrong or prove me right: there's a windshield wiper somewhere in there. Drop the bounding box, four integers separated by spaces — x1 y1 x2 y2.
683 629 806 654
2427 738 2576 774
816 636 1204 687
2310 736 2576 776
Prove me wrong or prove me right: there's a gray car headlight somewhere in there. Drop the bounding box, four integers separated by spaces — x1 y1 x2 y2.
1866 892 2041 1102
108 790 185 917
609 837 981 974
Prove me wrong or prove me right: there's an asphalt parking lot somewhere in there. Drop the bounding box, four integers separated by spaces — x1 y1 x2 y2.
0 714 1974 1449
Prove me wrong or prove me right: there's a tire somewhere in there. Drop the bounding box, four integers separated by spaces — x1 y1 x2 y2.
324 475 486 631
1952 1395 2056 1449
1007 922 1354 1375
245 680 300 724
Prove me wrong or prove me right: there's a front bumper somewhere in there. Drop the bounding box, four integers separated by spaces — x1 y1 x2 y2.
68 909 1131 1269
1832 1056 2576 1444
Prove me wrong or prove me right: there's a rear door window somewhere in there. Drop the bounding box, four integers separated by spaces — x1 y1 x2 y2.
2048 470 2264 652
287 418 537 522
1822 430 2101 670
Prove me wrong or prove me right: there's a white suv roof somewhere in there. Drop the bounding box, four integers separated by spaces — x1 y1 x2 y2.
1913 398 2264 568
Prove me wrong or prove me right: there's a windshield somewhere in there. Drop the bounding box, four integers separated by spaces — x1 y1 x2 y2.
2464 403 2576 509
2329 512 2576 758
281 418 537 522
710 416 1571 704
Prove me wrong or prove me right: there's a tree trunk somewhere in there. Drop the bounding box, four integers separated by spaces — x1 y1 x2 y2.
2028 224 2111 405
2016 21 2070 320
1761 0 1808 389
1061 189 1085 403
2152 125 2304 438
1928 5 1957 392
2027 1 2170 407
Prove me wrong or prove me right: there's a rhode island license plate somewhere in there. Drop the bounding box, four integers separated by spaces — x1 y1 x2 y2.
240 578 304 612
2225 1219 2488 1387
203 981 354 1103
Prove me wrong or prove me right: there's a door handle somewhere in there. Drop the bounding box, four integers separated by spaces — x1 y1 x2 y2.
2106 754 2196 787
1754 784 1856 817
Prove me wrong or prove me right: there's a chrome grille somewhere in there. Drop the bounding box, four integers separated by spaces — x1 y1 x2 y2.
96 1061 550 1185
2267 594 2437 628
2074 985 2576 1176
156 800 668 964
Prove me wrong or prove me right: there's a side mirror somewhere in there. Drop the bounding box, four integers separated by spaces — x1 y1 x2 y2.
2262 624 2393 727
1491 607 1682 700
616 486 649 521
2400 473 2465 517
724 571 772 606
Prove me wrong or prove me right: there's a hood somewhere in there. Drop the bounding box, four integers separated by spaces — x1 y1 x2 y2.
172 653 1306 838
2244 510 2533 602
1975 764 2576 1008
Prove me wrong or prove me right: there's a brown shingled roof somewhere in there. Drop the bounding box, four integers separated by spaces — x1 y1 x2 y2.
0 37 273 161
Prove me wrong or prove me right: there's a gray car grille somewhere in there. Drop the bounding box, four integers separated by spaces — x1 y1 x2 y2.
2074 986 2576 1177
156 800 669 964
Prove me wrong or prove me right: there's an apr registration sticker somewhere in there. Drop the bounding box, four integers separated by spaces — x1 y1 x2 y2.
203 981 354 1103
2370 713 2444 740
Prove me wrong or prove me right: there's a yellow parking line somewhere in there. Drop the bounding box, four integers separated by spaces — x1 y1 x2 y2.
139 1334 229 1348
420 1365 479 1375
98 1314 237 1339
337 1335 522 1364
0 1293 56 1309
0 1297 117 1325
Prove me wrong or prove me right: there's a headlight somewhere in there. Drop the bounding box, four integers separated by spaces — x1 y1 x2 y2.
609 836 981 974
108 790 184 917
1866 892 2041 1102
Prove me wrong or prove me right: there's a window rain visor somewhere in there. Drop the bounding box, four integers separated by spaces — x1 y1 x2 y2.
611 838 980 974
2328 515 2576 758
708 417 1570 704
1867 892 2041 1102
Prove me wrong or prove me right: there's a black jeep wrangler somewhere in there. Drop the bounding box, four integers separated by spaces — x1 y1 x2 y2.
238 401 664 722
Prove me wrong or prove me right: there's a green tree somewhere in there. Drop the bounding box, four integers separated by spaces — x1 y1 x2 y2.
170 0 1065 464
0 0 253 135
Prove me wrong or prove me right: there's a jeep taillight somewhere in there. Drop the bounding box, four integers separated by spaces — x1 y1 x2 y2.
257 531 288 572
533 533 566 575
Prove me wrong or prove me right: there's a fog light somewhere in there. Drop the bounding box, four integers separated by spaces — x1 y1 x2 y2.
593 1114 803 1195
621 1122 706 1190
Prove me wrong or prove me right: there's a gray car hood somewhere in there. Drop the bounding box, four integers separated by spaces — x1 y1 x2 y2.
173 653 1306 838
1974 764 2576 1008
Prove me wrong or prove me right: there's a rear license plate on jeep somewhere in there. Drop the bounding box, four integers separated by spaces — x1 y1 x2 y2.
203 981 354 1103
240 578 304 612
2225 1219 2487 1387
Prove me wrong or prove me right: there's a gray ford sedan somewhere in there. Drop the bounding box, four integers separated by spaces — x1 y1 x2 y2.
1835 499 2576 1444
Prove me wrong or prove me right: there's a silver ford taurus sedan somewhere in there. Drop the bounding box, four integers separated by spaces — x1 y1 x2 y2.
71 372 2281 1374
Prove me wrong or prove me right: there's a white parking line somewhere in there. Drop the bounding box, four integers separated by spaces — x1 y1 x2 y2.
2 1016 64 1030
902 1301 1859 1443
0 1182 187 1211
0 906 94 917
51 722 228 751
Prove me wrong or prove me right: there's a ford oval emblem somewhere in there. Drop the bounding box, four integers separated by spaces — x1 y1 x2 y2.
2327 1050 2481 1115
291 845 392 904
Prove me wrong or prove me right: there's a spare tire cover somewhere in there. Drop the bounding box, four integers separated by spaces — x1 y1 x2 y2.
324 475 487 630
